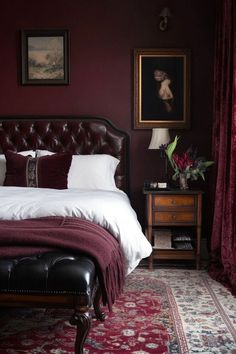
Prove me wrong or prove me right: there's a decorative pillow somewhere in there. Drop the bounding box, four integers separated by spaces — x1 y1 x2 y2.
4 150 72 189
36 150 120 190
0 150 35 186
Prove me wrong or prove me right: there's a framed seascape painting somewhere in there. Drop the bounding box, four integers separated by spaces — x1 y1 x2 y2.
21 29 69 85
134 48 190 129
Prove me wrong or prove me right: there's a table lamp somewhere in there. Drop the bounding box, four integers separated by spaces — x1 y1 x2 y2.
148 128 170 188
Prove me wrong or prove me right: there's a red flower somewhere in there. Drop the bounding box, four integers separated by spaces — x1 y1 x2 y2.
172 152 193 172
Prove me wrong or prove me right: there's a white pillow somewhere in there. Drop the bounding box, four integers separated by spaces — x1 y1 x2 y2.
36 150 120 190
0 150 35 186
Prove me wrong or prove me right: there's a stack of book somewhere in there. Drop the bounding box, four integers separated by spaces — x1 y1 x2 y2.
172 232 193 250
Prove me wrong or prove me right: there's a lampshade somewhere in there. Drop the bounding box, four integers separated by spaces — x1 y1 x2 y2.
148 128 170 149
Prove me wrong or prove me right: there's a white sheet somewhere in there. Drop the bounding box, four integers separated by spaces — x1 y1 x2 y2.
0 187 152 274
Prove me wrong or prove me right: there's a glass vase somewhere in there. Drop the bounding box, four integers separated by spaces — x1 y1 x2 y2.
179 173 189 190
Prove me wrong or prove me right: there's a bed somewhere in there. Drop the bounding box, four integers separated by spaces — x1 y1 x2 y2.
0 116 152 353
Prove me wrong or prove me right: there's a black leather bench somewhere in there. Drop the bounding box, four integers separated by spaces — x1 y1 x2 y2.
0 252 105 354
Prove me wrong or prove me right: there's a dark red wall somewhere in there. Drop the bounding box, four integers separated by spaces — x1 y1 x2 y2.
0 0 215 229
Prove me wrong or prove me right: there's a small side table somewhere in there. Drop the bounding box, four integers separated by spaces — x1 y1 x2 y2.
143 188 203 270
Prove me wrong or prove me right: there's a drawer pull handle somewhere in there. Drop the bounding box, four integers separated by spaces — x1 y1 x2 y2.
172 214 177 219
171 199 177 205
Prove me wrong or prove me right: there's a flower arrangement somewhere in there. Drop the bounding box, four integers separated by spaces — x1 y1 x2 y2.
164 136 214 182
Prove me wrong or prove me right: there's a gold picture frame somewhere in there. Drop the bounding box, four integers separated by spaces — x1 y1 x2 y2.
134 48 190 129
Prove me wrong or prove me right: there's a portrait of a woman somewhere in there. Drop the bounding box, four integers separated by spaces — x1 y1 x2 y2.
136 50 188 127
154 69 174 113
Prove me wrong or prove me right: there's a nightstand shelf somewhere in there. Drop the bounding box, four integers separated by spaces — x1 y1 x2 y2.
143 189 203 269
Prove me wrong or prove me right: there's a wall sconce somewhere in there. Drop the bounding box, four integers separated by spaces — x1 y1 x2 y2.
159 7 171 31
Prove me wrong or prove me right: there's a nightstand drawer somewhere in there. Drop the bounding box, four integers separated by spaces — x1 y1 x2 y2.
153 195 195 210
153 211 196 224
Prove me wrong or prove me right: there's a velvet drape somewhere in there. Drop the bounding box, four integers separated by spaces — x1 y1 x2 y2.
209 0 236 294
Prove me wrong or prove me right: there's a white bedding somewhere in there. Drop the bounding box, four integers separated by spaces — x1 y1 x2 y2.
0 187 152 274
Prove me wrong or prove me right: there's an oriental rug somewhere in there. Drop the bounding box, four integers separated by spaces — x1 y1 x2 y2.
0 269 236 353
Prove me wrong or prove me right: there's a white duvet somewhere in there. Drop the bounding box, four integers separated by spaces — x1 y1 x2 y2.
0 187 152 274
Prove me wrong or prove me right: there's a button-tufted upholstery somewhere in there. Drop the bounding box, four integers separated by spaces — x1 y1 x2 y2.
0 116 129 193
0 252 96 300
0 251 102 354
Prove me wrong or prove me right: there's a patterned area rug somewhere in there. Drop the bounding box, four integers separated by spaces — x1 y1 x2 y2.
0 269 236 353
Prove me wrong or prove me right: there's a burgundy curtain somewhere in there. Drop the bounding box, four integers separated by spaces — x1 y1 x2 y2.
209 0 236 294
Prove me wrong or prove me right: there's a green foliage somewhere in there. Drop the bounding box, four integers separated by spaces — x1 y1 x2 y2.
166 136 179 169
165 136 214 181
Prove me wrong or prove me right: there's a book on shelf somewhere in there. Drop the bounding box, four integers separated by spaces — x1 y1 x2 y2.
153 229 173 249
172 242 193 250
172 235 191 242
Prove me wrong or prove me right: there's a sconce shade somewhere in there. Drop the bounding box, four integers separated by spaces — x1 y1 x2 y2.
148 128 170 149
159 7 171 18
159 7 171 31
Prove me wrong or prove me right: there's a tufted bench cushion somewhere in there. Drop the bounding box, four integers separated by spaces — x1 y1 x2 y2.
0 252 96 303
0 251 104 353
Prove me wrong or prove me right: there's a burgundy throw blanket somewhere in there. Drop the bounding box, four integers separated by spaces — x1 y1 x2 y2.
0 216 125 311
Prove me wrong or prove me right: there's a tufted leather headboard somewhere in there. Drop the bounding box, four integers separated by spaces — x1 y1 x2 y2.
0 116 130 193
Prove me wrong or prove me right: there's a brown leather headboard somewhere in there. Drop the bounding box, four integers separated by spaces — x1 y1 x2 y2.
0 116 130 193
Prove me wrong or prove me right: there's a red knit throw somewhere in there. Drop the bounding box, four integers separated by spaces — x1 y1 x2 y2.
0 216 125 311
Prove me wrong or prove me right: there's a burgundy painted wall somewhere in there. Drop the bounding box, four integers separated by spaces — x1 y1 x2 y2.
0 0 215 231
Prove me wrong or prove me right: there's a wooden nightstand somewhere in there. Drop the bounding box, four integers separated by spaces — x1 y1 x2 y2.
143 189 203 269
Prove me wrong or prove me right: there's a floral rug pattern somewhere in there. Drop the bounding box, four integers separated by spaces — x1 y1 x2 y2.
140 269 236 354
0 269 236 353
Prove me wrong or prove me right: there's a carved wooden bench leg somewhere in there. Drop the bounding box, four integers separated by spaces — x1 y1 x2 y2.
70 310 91 354
93 286 105 321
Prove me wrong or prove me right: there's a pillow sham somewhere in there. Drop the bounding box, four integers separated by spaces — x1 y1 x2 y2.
36 150 120 190
0 150 35 186
4 150 72 189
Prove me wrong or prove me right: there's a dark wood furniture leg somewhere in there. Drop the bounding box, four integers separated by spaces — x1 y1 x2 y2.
69 286 105 354
70 309 92 354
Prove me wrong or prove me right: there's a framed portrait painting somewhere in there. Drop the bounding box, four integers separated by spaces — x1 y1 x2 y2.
21 29 69 85
134 48 190 129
